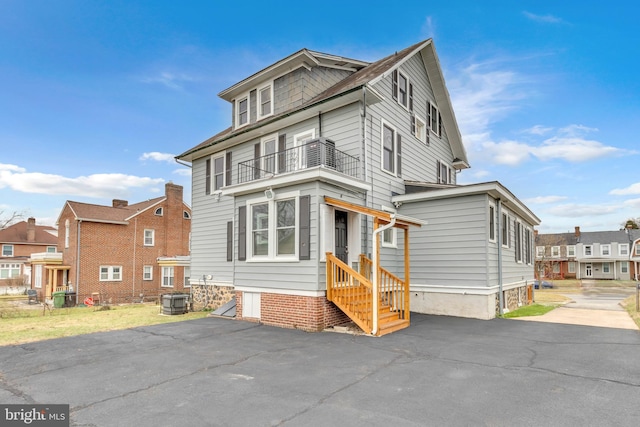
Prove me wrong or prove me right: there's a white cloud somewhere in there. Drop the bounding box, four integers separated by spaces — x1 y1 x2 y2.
421 16 436 39
610 182 640 196
172 168 192 177
140 152 176 163
547 203 620 218
523 11 564 24
480 140 532 166
0 163 26 174
623 198 640 208
139 72 196 90
533 136 621 162
523 195 568 204
523 125 553 136
0 166 164 198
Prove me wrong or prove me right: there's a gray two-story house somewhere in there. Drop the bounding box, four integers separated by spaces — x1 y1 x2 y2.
177 39 540 335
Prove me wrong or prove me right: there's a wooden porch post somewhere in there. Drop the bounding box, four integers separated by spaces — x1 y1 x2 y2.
404 227 410 321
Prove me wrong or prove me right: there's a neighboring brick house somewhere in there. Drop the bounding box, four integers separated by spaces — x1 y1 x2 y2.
52 182 191 304
534 228 579 279
0 218 57 287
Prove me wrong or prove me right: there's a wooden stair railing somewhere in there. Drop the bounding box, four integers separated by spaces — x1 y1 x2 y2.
326 253 410 336
359 254 410 325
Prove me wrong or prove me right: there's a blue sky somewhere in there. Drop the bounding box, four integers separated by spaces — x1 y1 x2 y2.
1 0 639 233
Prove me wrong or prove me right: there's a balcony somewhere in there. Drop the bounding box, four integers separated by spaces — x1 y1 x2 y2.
237 138 359 184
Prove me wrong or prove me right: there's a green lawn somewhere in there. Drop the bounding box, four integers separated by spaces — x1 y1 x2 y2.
502 303 558 318
0 301 210 346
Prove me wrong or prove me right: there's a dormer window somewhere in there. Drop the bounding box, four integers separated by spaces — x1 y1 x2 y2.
237 96 248 127
258 84 272 118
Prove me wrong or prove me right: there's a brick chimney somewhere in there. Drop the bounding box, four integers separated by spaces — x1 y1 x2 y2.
112 199 129 208
165 182 183 202
574 226 580 238
27 217 36 242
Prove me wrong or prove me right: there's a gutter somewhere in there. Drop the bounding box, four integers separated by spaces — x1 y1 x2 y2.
371 214 396 335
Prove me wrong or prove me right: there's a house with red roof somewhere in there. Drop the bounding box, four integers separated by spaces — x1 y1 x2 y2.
46 182 191 304
0 217 58 290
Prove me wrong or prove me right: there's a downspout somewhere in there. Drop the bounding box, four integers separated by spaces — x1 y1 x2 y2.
132 217 137 299
361 87 369 257
497 199 504 316
318 111 322 137
371 214 396 335
75 220 82 306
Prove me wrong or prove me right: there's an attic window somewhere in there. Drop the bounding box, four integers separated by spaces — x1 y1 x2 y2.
392 70 409 109
183 211 191 219
237 96 248 127
258 84 272 118
155 207 163 216
428 102 442 136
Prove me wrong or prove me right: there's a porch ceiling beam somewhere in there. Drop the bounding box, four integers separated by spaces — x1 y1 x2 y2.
323 196 424 228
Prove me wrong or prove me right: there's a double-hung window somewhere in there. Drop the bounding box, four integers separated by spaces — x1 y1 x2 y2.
144 229 155 246
2 244 13 257
619 244 629 256
392 70 410 109
237 96 248 127
162 266 174 287
248 193 298 260
601 244 611 256
207 151 231 194
381 121 402 176
567 245 576 257
551 246 560 257
584 245 592 256
258 84 272 118
428 102 442 136
143 265 153 281
437 160 452 184
489 205 496 242
536 246 545 257
100 266 121 281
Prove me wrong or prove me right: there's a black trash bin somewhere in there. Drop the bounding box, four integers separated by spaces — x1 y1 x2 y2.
162 294 188 315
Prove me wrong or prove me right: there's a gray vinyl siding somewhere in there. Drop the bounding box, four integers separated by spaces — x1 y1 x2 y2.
368 54 455 186
190 156 234 284
400 195 489 287
233 182 320 292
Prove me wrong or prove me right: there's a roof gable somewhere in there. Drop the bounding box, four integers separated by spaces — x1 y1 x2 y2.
60 197 166 225
177 39 469 168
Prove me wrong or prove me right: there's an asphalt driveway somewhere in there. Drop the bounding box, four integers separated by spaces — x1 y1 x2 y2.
1 314 639 426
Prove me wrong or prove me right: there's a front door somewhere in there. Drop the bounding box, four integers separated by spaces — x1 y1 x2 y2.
335 210 348 264
585 263 592 278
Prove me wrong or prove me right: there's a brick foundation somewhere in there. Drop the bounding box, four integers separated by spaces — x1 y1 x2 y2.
236 291 350 332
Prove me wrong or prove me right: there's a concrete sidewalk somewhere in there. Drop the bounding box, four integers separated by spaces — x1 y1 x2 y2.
514 306 638 330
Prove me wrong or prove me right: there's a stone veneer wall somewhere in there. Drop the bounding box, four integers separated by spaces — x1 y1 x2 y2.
236 291 350 332
495 285 531 315
191 284 234 311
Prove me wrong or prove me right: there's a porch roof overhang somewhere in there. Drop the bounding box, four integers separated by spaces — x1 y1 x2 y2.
157 256 191 267
324 196 426 228
44 265 71 271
